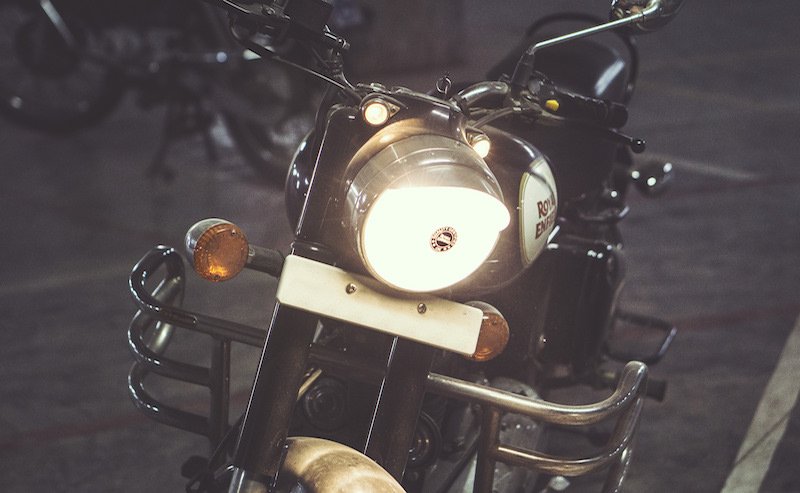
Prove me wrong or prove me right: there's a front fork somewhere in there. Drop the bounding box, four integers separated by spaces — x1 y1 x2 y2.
228 303 318 493
228 303 436 492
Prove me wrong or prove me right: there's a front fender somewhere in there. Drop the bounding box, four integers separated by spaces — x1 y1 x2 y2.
275 437 406 493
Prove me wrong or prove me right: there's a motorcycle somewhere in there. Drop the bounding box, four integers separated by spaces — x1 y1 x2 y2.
126 0 683 491
0 0 325 179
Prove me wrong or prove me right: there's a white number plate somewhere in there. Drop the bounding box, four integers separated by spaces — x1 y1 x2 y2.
276 255 482 355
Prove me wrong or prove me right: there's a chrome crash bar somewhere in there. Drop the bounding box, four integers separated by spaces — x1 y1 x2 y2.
128 246 647 492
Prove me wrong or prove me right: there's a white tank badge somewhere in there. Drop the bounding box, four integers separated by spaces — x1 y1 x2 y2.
519 156 558 267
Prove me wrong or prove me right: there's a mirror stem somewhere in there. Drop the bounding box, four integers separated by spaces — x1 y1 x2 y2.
510 0 662 88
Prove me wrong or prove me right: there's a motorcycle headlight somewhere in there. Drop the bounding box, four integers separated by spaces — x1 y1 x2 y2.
345 134 510 292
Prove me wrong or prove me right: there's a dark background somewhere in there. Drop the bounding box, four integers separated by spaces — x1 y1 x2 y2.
1 0 799 491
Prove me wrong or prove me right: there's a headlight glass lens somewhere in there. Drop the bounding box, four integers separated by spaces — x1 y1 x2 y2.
346 134 510 292
362 186 509 292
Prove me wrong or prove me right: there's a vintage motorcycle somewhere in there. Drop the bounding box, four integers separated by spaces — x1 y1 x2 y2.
127 0 683 491
0 0 326 179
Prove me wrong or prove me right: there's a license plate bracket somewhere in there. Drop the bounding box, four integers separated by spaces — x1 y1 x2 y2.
276 255 482 355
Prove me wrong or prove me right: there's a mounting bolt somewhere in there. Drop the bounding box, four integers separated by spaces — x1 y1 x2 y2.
345 283 357 294
417 303 427 314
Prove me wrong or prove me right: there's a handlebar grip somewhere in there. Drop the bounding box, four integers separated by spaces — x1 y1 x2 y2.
546 90 628 128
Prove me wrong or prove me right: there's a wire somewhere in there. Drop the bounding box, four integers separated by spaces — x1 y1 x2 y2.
471 106 528 128
228 22 361 102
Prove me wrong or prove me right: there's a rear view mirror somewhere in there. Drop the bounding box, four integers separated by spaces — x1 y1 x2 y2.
610 0 685 33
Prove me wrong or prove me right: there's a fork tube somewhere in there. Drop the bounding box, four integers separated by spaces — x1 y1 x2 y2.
363 337 436 481
228 303 318 493
209 337 231 459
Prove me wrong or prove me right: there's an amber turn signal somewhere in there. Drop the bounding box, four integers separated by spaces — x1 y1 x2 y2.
184 219 249 282
464 302 509 362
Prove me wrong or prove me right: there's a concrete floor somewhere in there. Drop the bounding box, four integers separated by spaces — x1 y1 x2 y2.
2 0 800 491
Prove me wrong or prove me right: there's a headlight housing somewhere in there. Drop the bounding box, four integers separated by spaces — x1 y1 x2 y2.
345 134 510 293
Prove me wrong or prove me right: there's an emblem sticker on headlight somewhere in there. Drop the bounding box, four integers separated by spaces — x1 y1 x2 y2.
431 227 457 252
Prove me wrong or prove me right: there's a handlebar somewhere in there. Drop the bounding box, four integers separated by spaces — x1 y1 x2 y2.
534 84 645 152
544 86 629 129
213 0 643 148
454 80 628 131
207 0 347 50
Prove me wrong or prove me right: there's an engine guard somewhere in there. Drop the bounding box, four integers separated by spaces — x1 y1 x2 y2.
128 245 649 493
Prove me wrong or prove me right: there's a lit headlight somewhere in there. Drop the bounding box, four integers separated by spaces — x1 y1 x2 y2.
346 134 510 292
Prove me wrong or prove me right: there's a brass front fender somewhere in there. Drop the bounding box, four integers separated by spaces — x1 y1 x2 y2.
274 437 406 493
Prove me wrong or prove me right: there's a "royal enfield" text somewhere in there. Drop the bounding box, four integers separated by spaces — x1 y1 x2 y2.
535 193 556 239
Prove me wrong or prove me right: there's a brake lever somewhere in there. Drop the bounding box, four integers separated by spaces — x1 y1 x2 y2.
595 125 646 153
557 117 646 153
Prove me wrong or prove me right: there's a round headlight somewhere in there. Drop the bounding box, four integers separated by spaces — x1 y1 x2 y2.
345 135 510 292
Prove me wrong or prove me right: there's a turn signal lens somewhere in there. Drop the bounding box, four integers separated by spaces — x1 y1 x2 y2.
464 302 509 362
185 219 249 282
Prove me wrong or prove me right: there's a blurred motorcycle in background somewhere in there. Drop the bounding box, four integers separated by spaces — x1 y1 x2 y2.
0 0 339 179
126 0 684 491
